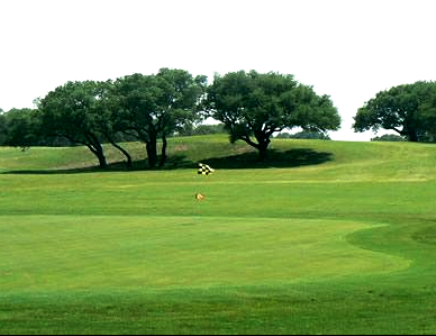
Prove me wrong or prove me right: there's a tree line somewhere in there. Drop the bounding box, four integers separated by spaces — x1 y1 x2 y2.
2 69 435 169
0 69 341 168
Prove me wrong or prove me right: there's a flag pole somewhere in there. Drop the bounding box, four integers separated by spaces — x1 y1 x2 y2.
195 163 214 201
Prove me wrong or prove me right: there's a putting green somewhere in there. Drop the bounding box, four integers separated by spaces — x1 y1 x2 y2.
0 216 409 292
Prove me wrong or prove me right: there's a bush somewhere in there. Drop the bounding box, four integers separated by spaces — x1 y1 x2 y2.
371 134 406 142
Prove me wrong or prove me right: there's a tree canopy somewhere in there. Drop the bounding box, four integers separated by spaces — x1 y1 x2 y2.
370 134 406 142
112 68 207 167
36 80 112 168
1 108 41 148
204 70 340 159
353 81 436 142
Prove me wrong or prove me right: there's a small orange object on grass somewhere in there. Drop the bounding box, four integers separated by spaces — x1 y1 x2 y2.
195 193 205 201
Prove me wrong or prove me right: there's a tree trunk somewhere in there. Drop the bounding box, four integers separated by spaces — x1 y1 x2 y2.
408 130 419 142
256 133 270 161
97 152 108 169
107 137 132 169
258 143 269 161
86 142 107 169
94 144 108 169
146 138 158 168
159 134 168 168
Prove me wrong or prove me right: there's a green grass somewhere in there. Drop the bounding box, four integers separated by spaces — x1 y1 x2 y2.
0 216 407 292
1 136 436 334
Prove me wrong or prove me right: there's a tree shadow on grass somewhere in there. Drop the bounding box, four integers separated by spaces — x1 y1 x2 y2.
1 155 193 174
199 148 333 169
2 148 332 174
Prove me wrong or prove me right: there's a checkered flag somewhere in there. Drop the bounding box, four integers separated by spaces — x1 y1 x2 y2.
198 163 214 175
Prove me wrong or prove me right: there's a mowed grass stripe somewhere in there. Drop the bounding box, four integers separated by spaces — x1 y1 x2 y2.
1 172 436 222
0 215 408 293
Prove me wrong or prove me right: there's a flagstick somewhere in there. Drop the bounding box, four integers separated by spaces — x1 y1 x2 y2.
193 163 207 224
195 163 213 202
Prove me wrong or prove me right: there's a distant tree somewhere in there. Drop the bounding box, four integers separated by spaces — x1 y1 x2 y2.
193 123 226 136
370 134 406 142
288 130 331 140
1 108 40 148
177 123 226 136
274 132 292 138
113 69 206 168
173 121 194 136
36 81 113 168
205 70 340 160
353 81 436 142
1 107 74 147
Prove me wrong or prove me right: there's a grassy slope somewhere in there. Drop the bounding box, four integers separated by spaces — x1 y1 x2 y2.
1 136 436 334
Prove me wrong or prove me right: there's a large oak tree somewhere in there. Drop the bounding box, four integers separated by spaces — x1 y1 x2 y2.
205 70 341 160
36 81 113 168
353 81 436 142
113 68 206 168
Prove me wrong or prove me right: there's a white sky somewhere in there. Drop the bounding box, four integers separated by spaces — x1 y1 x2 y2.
1 0 436 141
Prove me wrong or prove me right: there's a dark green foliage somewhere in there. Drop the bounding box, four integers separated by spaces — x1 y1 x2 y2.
371 134 406 142
353 81 436 142
36 81 112 168
205 70 340 160
276 130 331 139
3 69 342 168
112 69 207 168
2 108 42 148
1 108 74 148
176 123 226 136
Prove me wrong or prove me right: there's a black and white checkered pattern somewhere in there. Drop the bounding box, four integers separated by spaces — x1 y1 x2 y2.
198 163 214 175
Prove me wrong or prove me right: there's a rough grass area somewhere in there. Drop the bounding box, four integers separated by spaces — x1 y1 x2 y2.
1 136 436 334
